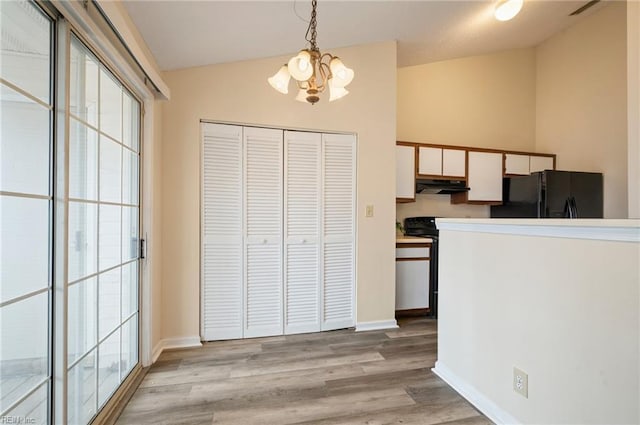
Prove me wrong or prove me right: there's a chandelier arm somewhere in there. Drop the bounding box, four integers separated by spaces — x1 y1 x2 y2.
316 61 331 91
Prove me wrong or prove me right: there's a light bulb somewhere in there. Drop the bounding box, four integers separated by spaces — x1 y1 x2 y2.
268 65 291 94
329 79 349 102
494 0 523 21
288 50 314 81
295 89 308 103
329 57 354 88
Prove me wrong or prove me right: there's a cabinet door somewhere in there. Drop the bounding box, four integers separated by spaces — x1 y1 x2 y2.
442 149 466 178
322 133 356 331
505 154 530 175
467 151 503 202
244 127 284 338
284 131 321 334
418 147 442 176
201 123 243 341
530 155 555 173
396 145 415 200
395 260 429 310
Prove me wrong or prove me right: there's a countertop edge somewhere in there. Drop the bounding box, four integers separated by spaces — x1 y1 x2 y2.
435 219 640 243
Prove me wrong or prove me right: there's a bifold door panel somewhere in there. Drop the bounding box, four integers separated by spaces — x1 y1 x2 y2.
201 123 356 341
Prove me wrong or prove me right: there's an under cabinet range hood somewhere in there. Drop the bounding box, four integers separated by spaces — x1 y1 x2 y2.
415 178 470 195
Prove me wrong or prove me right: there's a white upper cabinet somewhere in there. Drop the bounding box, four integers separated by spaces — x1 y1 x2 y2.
467 151 503 202
442 149 466 178
530 155 555 173
396 145 415 200
506 153 555 175
418 147 442 175
418 146 466 178
505 153 530 175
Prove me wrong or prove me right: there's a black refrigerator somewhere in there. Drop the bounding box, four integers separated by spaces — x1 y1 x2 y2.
491 170 603 218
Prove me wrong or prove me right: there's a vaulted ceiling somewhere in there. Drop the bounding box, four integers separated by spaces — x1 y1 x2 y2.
122 0 607 71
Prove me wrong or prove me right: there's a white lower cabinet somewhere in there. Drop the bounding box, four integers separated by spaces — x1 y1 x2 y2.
395 245 430 310
201 123 355 341
395 261 429 310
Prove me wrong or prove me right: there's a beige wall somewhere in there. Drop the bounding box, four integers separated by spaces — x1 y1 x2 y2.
397 48 537 152
396 48 537 219
436 220 640 424
396 194 490 224
160 41 397 340
151 100 163 350
536 2 628 218
629 0 640 219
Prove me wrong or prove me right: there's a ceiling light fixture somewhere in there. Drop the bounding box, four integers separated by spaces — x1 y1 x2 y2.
494 0 524 21
268 0 354 104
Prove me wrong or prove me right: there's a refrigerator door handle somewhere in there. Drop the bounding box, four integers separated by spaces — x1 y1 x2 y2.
571 196 579 218
564 197 572 218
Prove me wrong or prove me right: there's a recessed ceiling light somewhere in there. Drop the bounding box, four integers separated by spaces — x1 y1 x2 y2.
495 0 524 21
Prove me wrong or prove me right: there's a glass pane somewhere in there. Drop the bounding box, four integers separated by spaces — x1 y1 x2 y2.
122 92 139 152
121 206 138 263
99 136 122 203
67 349 97 425
70 40 98 127
121 315 137 380
4 382 48 425
0 84 50 196
68 201 97 283
98 268 120 341
122 149 139 206
98 328 120 407
0 195 49 303
98 204 121 272
68 277 97 365
99 70 122 142
0 293 48 412
121 262 138 321
70 118 98 201
0 1 51 104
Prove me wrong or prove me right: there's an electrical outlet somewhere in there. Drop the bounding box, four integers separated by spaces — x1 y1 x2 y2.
513 367 528 398
365 205 374 217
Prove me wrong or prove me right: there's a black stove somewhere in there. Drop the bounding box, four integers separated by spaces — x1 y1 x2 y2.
403 217 439 318
403 216 439 238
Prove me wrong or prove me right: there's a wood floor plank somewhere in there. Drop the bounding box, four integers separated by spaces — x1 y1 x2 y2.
115 318 493 425
211 387 415 425
229 351 384 378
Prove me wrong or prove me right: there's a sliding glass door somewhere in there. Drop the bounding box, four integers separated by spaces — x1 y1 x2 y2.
0 1 54 423
66 36 140 424
0 2 141 424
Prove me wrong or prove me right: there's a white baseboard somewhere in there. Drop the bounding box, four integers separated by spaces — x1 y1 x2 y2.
355 319 399 332
151 336 202 363
433 361 520 425
151 340 166 363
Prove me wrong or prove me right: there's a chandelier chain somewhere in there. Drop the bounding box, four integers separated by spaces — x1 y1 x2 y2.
305 0 318 51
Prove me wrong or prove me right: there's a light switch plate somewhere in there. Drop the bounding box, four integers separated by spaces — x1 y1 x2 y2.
365 205 374 217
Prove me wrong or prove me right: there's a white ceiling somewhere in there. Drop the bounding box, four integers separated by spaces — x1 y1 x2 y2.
122 0 607 71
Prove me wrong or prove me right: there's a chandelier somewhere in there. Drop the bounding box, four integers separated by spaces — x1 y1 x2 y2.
268 0 354 104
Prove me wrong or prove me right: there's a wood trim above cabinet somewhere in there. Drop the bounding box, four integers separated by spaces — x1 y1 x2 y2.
396 140 556 205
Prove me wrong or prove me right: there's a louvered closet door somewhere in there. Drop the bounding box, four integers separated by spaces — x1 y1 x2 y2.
244 127 284 338
201 123 243 340
322 133 356 331
284 131 321 334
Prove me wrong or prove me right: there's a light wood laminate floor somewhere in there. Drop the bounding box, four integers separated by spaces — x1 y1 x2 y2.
116 317 492 425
